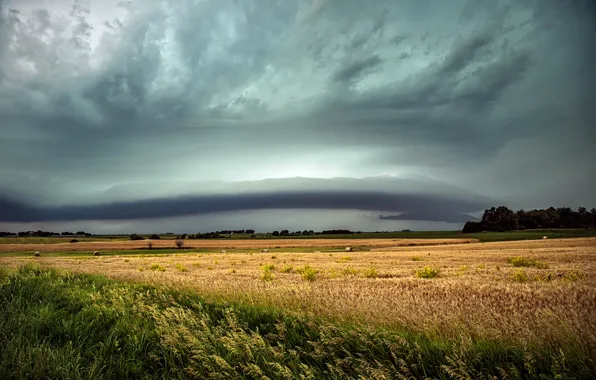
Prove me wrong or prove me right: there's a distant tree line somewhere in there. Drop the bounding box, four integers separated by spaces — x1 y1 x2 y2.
462 206 596 233
321 229 359 235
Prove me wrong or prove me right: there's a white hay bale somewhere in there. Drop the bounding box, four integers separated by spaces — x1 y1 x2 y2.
93 251 101 256
261 249 269 253
34 251 40 257
220 250 227 253
345 247 353 252
542 236 548 240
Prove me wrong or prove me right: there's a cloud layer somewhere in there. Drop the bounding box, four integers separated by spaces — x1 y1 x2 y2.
0 176 491 222
0 0 595 230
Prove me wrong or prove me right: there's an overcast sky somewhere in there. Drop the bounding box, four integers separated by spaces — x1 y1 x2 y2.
0 0 594 233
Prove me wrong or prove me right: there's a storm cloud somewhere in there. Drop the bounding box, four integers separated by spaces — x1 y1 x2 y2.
0 0 594 232
0 176 491 222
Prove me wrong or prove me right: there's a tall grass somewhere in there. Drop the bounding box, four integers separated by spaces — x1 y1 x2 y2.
0 265 594 379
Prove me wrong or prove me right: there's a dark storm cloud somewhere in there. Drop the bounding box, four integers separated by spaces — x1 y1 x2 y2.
0 0 595 225
0 190 488 223
379 213 477 224
0 176 493 223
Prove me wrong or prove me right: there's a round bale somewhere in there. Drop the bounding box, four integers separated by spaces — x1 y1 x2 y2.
261 249 269 253
93 251 101 256
34 251 40 257
542 236 548 240
345 247 353 252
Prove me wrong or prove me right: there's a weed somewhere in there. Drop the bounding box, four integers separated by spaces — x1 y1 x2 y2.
342 267 358 276
415 267 440 279
280 265 293 273
262 264 275 272
411 256 422 261
363 267 379 278
149 263 166 272
507 256 549 269
512 269 528 283
261 266 275 282
271 255 277 259
296 265 318 281
175 263 187 272
336 256 352 263
563 271 585 281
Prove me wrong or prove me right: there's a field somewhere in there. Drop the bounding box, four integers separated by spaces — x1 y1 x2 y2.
1 236 595 379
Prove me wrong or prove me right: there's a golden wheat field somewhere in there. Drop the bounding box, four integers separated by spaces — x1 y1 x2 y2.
2 237 595 350
0 237 476 253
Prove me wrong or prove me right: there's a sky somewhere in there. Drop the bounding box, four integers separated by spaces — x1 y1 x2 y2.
0 0 594 233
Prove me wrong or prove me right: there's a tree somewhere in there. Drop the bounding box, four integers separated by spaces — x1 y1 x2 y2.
272 231 279 236
462 221 484 233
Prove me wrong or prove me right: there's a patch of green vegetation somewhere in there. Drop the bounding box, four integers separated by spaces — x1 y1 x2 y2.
149 263 166 272
0 265 592 379
415 267 441 279
411 256 422 261
362 267 379 278
280 265 293 273
175 263 187 272
513 269 529 283
296 265 318 281
260 265 275 282
342 267 359 276
507 256 549 269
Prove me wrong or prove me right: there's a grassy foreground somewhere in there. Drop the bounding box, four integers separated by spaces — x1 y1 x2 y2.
1 266 594 379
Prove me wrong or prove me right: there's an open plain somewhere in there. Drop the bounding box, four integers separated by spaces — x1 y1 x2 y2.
2 236 595 378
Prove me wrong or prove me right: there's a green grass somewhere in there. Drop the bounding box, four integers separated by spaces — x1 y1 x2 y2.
0 265 593 379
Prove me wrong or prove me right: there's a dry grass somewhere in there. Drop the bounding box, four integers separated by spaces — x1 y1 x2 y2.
0 237 476 253
2 238 595 349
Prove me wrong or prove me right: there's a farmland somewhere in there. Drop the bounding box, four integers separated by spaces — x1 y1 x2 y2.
1 237 595 378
